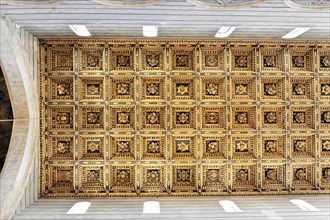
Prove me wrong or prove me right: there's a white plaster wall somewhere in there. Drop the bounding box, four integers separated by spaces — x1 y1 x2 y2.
0 15 39 220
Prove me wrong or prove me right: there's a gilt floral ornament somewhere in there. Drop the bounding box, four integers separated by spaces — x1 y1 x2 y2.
322 111 330 123
87 141 100 153
177 169 190 182
292 83 306 95
292 56 305 67
322 140 330 151
236 169 248 181
235 56 248 68
117 55 130 67
87 84 100 95
323 168 330 179
176 84 189 96
87 112 100 124
265 140 277 152
117 170 130 182
117 112 130 124
321 84 330 95
320 56 330 68
236 141 248 152
176 112 189 124
264 112 277 124
57 83 70 96
264 84 277 96
206 169 219 182
294 140 306 152
206 82 218 95
263 56 276 67
147 170 160 182
57 141 69 154
87 55 99 67
146 83 159 95
147 141 160 153
116 82 130 95
207 141 219 153
235 84 248 95
87 170 100 182
266 169 277 180
235 112 248 124
147 112 160 124
205 112 219 124
116 141 130 153
295 168 306 180
146 54 159 67
176 55 189 67
176 141 189 152
56 112 70 124
293 112 305 123
205 55 218 67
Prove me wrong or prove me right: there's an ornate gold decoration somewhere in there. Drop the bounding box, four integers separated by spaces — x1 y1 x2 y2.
235 112 248 124
321 84 330 95
322 140 330 151
116 82 130 95
40 40 329 197
87 112 100 124
170 47 195 71
264 84 276 96
206 169 219 182
292 83 306 95
293 140 307 152
320 56 330 68
206 141 219 153
147 83 159 95
321 111 330 123
147 141 160 153
176 141 189 152
117 141 130 153
147 169 160 182
264 112 277 124
290 48 313 72
236 169 248 181
146 112 159 124
176 112 189 124
87 84 100 95
235 56 248 68
117 112 130 124
116 169 130 183
87 141 100 153
266 169 277 180
261 77 284 100
177 169 190 182
110 76 135 100
235 84 248 95
292 56 305 68
176 83 189 96
293 112 305 123
263 56 276 67
294 168 306 180
57 141 69 154
235 141 248 152
265 140 277 153
48 47 73 71
206 83 218 95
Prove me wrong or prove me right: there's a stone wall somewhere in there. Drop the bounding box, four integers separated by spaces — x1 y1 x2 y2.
0 15 39 220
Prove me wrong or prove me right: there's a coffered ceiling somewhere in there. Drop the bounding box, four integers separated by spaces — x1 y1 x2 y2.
0 0 329 40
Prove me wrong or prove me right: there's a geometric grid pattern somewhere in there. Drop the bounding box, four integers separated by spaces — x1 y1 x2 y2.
40 40 330 197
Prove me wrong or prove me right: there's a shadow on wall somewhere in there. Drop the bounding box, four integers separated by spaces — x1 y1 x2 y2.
0 65 13 172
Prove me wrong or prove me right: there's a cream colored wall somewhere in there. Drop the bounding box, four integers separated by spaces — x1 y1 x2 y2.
0 16 39 220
